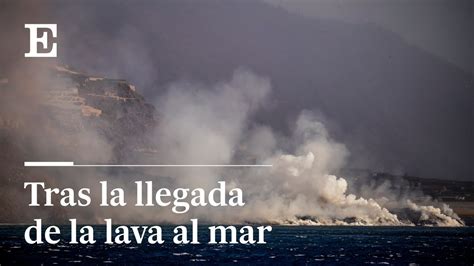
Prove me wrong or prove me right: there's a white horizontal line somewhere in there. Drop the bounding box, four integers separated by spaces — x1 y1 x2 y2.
24 162 272 167
24 161 74 167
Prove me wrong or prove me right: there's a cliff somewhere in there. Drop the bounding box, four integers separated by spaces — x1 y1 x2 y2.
0 64 158 222
48 65 158 162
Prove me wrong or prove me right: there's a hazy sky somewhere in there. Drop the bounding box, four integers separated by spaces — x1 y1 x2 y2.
48 0 473 180
267 0 473 74
1 0 472 180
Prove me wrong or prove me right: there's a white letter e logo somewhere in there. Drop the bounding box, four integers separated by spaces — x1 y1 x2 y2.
24 24 57 58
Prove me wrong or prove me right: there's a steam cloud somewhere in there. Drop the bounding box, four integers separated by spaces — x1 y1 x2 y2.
0 57 464 226
139 69 463 226
0 0 465 227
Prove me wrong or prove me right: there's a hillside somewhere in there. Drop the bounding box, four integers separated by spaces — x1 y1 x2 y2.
0 65 158 223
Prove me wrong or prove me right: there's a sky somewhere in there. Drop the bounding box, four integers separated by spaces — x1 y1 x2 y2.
266 0 473 74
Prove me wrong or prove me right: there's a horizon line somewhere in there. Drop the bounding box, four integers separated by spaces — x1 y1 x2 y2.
24 161 273 167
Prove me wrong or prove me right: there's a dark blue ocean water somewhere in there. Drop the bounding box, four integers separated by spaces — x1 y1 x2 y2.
1 225 473 265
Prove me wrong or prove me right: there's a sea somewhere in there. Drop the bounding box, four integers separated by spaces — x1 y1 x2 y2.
1 225 473 265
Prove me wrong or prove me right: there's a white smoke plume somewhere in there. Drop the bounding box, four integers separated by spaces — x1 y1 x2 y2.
1 64 462 227
144 68 464 226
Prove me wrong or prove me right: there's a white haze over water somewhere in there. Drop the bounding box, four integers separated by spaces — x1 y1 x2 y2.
149 69 463 227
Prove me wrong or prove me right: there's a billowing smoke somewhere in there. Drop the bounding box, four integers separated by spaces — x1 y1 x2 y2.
0 0 465 227
141 69 463 226
0 58 463 226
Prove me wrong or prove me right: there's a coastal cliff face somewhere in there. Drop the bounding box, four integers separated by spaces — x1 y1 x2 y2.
48 65 158 162
0 64 158 222
0 64 157 163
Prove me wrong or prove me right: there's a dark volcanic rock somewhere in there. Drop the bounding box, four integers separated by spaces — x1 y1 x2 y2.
47 65 158 163
0 64 158 223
